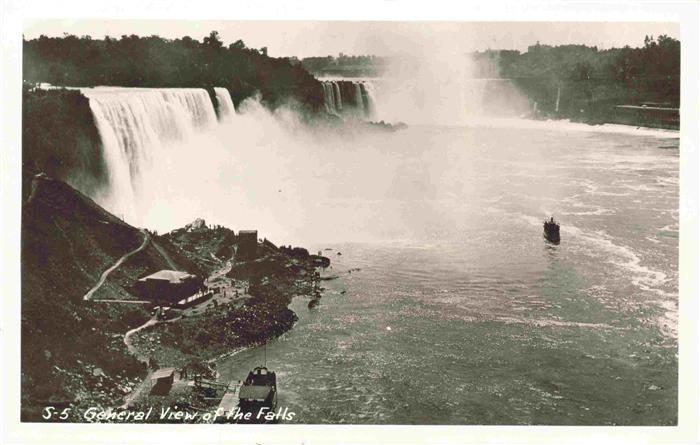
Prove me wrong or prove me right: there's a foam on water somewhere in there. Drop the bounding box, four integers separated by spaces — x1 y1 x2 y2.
467 117 680 139
564 226 668 288
513 209 676 338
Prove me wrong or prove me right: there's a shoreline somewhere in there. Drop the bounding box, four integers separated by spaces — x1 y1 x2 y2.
119 249 325 418
205 345 250 365
529 114 680 133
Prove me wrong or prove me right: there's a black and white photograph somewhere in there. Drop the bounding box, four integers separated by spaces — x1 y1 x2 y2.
1 1 699 444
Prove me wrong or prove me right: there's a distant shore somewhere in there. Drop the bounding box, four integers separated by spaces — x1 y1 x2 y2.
528 109 679 131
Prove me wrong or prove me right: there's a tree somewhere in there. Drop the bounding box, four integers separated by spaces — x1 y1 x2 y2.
229 39 246 50
203 30 223 49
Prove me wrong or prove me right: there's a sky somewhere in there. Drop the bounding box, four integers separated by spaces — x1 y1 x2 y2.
23 20 680 58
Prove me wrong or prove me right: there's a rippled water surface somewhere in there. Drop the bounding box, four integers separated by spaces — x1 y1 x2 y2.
218 124 678 425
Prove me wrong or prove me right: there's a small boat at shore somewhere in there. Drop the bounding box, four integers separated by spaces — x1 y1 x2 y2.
544 217 561 244
237 366 278 423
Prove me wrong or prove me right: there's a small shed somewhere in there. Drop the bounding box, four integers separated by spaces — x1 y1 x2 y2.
150 367 175 395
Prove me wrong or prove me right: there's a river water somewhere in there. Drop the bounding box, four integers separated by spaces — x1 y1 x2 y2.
217 122 678 425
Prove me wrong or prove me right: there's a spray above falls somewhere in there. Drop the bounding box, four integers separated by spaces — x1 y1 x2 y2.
74 78 531 240
319 75 529 126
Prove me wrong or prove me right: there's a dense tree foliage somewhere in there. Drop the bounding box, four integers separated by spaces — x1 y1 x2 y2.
472 35 680 108
23 31 324 111
466 35 680 126
474 36 677 81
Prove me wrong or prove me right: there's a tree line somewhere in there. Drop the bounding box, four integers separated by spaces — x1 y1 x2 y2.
472 35 680 107
23 31 324 111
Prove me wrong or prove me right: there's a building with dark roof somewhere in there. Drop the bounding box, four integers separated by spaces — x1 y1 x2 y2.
135 269 204 305
237 230 258 261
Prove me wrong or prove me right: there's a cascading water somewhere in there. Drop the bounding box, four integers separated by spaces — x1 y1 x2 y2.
322 83 338 115
354 83 365 113
214 87 236 120
81 87 218 222
320 79 376 119
332 82 343 112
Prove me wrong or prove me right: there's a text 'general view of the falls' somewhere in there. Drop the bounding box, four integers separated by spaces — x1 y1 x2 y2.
20 22 680 427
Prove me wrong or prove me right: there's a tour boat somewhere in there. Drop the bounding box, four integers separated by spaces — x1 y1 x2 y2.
543 217 561 244
237 366 278 423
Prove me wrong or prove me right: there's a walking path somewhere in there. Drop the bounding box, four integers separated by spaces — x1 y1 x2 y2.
120 314 185 408
83 229 149 301
124 318 158 361
93 299 151 304
151 238 177 269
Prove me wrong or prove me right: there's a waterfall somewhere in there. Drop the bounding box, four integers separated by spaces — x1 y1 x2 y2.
362 81 377 117
320 79 378 119
322 82 337 115
358 82 376 119
321 83 329 113
81 87 218 222
330 83 337 114
332 82 343 111
354 83 365 112
214 87 236 120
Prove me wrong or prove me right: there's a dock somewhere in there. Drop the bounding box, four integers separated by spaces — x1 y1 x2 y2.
214 382 241 423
